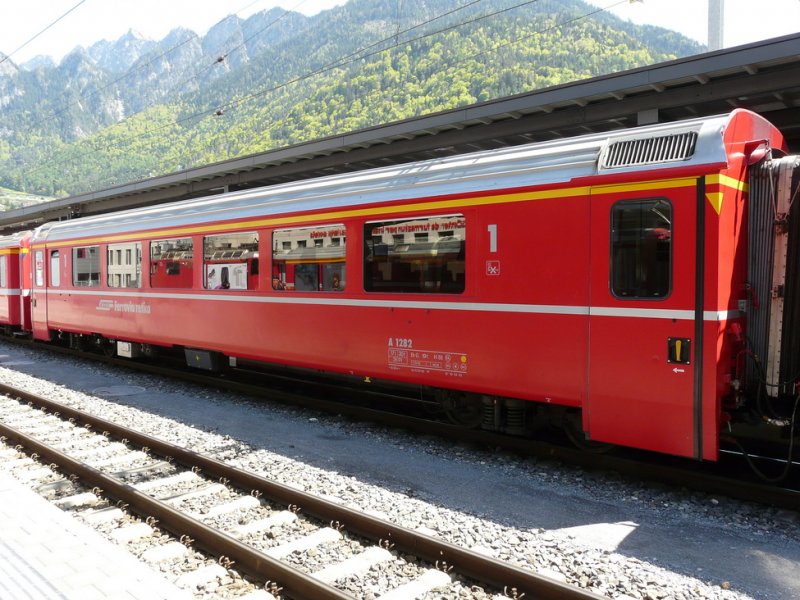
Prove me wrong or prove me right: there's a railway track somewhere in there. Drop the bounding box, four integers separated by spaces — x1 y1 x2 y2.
0 382 606 600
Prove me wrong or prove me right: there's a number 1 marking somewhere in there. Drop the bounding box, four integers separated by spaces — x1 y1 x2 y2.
487 224 498 253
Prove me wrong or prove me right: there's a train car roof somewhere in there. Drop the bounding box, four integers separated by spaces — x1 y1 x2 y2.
0 231 30 249
31 110 769 244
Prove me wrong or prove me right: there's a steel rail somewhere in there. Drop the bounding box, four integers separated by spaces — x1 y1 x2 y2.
0 383 607 600
0 420 352 600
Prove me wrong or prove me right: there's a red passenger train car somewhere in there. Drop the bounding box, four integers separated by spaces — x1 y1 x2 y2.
13 109 800 464
0 231 32 332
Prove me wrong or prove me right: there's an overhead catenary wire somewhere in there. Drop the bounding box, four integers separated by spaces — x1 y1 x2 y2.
208 0 636 120
20 0 633 185
10 0 313 190
0 0 88 66
19 0 490 182
18 0 639 189
27 0 311 135
216 0 531 117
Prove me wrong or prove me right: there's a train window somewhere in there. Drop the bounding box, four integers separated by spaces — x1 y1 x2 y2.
50 251 60 287
35 251 45 286
0 256 5 288
107 242 141 288
611 198 672 299
72 246 100 287
150 237 193 288
364 215 465 294
272 225 346 291
203 232 259 290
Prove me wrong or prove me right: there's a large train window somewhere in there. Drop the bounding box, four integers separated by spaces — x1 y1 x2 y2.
0 256 5 288
611 198 672 299
272 225 345 291
150 237 193 289
107 242 141 288
364 215 465 294
203 232 259 290
72 246 100 287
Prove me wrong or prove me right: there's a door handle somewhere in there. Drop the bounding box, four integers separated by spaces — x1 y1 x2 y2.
667 337 691 364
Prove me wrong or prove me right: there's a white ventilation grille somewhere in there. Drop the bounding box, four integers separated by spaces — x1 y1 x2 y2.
600 131 698 169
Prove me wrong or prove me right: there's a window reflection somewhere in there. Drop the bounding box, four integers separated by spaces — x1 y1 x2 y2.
150 238 193 289
107 242 142 288
203 232 259 290
364 215 465 294
272 225 346 291
611 198 672 299
72 246 100 287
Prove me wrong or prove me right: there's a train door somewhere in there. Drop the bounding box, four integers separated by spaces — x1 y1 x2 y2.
30 247 50 340
18 233 33 332
586 181 702 458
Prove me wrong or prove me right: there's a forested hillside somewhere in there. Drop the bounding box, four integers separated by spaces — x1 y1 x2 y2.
0 0 702 199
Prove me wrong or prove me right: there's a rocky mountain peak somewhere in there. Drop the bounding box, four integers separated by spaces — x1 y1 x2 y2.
88 29 156 73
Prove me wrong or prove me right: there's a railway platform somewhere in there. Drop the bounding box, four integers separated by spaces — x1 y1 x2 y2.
0 472 191 600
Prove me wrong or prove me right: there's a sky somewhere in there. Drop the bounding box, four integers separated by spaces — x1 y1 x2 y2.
0 0 798 66
0 0 348 64
585 0 800 48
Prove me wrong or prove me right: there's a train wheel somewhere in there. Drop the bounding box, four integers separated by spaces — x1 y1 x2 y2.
69 333 87 352
437 390 483 428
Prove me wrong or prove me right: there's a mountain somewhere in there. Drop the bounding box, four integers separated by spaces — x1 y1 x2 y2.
0 0 703 198
20 55 56 71
0 186 52 210
87 30 158 73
